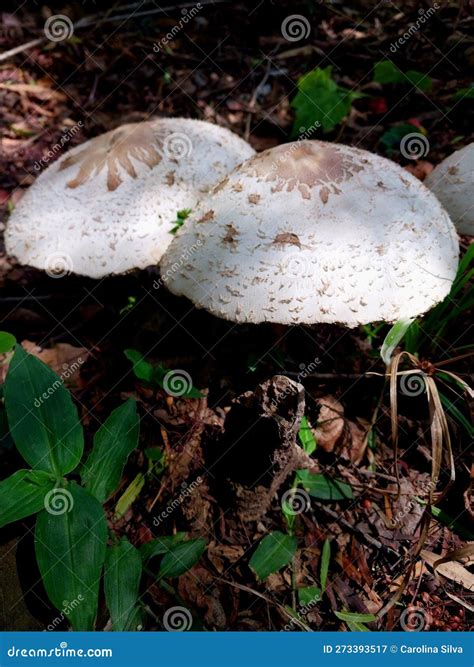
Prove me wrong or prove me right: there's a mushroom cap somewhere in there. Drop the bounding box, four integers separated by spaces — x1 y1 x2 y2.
5 118 255 278
160 140 459 327
424 143 474 236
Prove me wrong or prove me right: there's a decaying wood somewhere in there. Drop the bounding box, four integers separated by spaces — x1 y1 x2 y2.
209 375 317 521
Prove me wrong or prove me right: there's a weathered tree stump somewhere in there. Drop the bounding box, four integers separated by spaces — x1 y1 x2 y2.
209 375 317 521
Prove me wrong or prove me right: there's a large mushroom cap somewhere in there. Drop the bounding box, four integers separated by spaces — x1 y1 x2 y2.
5 118 255 278
160 140 459 327
424 143 474 236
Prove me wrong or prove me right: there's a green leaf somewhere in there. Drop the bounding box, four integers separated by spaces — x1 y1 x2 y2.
298 416 316 455
431 506 474 541
373 60 402 84
170 208 192 234
379 123 420 154
373 61 432 91
123 606 144 631
35 483 107 630
298 586 321 606
0 331 16 354
380 317 415 365
335 610 376 625
249 531 297 580
296 470 353 501
114 472 145 520
291 66 358 135
140 533 187 562
406 70 433 91
158 538 206 579
320 539 331 591
124 349 154 383
0 469 55 528
104 537 142 631
81 399 140 503
451 85 474 101
124 349 204 398
438 391 474 438
4 346 84 475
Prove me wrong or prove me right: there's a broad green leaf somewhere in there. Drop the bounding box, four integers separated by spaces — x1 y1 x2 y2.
335 610 376 624
82 399 140 503
291 66 359 135
124 349 154 383
0 469 55 528
296 470 353 501
373 61 432 91
123 606 144 631
4 346 84 475
249 531 297 580
140 533 187 562
158 538 206 579
35 483 107 630
0 331 16 354
298 416 316 455
104 537 142 631
373 60 402 84
114 472 145 520
320 539 331 591
380 317 415 365
298 586 321 606
405 70 433 91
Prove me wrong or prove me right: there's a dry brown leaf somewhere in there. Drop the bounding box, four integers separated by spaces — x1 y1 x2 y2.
404 160 434 180
421 549 474 591
312 395 344 452
389 560 427 592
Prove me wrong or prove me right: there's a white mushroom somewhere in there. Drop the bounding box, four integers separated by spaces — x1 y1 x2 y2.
160 140 459 327
424 143 474 236
5 118 255 278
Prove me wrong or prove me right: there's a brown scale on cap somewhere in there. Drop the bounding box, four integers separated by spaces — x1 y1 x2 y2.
273 232 301 247
243 141 364 202
60 122 164 191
